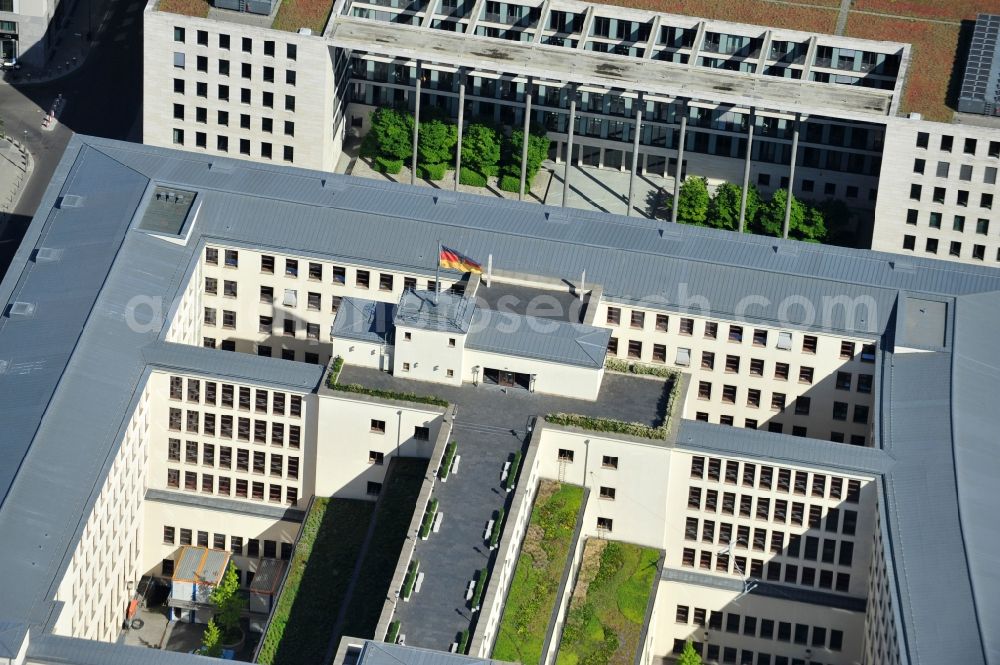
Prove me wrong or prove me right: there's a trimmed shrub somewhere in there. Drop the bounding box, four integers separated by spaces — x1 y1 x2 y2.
457 630 470 654
498 174 521 193
544 413 666 440
327 356 344 387
439 440 458 479
385 620 400 644
504 450 522 491
418 162 449 181
419 498 439 539
604 357 676 379
374 156 403 174
330 383 448 407
401 560 420 599
489 508 505 548
470 567 488 608
459 167 487 187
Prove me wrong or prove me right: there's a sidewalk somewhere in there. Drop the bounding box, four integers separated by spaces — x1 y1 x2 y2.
0 137 33 215
2 0 114 85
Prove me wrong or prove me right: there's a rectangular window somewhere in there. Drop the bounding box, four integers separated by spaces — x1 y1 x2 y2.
704 322 718 339
371 419 386 434
728 325 743 343
655 314 668 331
680 318 694 335
356 270 370 288
599 486 616 500
630 310 644 329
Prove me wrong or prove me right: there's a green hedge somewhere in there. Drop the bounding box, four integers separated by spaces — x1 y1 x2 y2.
419 162 449 180
330 383 449 407
604 357 677 379
327 356 344 387
385 620 400 644
489 508 505 548
498 174 521 193
504 450 522 492
457 630 470 654
419 498 439 539
544 413 666 440
459 167 487 187
360 133 379 159
439 440 458 480
471 567 487 608
401 560 420 600
374 156 403 174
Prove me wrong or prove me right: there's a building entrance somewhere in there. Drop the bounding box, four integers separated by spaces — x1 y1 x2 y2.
483 368 530 390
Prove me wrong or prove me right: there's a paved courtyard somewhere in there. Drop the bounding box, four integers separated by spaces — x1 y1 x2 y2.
338 367 670 650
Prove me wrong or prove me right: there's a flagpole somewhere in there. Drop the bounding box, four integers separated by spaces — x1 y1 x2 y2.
435 240 441 305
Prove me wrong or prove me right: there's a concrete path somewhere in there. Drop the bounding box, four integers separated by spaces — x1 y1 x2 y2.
834 0 851 35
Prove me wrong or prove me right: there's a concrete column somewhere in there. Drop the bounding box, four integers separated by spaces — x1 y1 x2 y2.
411 61 422 186
671 100 688 224
562 88 577 208
738 109 755 233
519 77 533 201
627 100 643 217
782 113 800 239
454 71 466 192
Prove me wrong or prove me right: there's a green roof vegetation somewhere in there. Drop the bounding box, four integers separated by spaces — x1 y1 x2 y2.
341 457 429 639
257 498 374 665
556 540 660 665
157 0 209 17
329 382 449 408
272 0 333 33
492 481 584 665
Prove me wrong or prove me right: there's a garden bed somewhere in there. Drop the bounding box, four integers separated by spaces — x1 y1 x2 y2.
340 457 429 639
492 481 585 665
555 540 660 665
272 0 334 34
257 499 374 665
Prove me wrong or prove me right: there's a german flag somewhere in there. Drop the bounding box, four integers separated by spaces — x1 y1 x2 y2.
439 245 483 274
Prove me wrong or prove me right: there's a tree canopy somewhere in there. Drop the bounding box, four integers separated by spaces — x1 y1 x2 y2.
201 618 223 658
503 128 551 181
210 563 244 641
418 118 458 166
676 641 703 665
676 177 710 226
461 123 501 176
706 182 760 232
369 107 413 161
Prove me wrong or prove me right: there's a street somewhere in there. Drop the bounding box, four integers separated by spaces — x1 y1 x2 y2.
0 0 144 272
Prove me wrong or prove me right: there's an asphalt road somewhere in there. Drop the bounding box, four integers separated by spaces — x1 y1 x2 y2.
0 0 143 270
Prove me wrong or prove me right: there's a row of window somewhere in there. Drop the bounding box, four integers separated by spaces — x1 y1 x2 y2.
167 408 302 447
900 234 996 261
686 488 859 532
907 183 993 210
683 517 856 566
167 438 300 478
695 381 870 422
692 414 868 445
670 639 832 665
675 605 844 651
173 129 294 161
680 547 851 592
163 525 292 559
172 56 297 85
165 468 298 504
605 310 874 361
173 96 297 136
690 457 863 502
914 131 1000 158
172 27 298 61
912 157 998 185
168 377 303 415
904 209 993 234
201 337 326 364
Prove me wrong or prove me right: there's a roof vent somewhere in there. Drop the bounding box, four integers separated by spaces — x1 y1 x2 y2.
298 27 313 35
658 226 682 240
57 194 83 208
544 211 569 223
890 260 915 273
6 301 36 318
433 193 456 206
321 178 346 192
32 247 62 262
0 359 8 374
208 162 234 173
774 244 799 257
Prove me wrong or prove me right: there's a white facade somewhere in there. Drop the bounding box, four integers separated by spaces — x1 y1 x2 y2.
0 0 64 67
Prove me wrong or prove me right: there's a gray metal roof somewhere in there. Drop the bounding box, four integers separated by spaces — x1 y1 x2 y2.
146 488 307 522
662 569 866 612
958 14 1000 114
356 639 506 665
395 289 476 334
0 136 999 664
332 297 397 344
249 558 287 595
144 341 325 391
172 546 231 584
467 309 610 368
28 633 221 664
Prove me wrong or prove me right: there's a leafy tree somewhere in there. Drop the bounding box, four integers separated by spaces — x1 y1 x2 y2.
706 182 760 232
369 107 413 161
462 123 501 177
418 118 458 166
210 563 244 642
503 128 550 185
676 640 703 665
201 618 223 658
754 188 803 238
796 203 829 243
677 176 710 226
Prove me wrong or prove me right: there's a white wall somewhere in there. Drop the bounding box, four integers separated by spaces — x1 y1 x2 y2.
393 324 465 385
466 350 605 401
